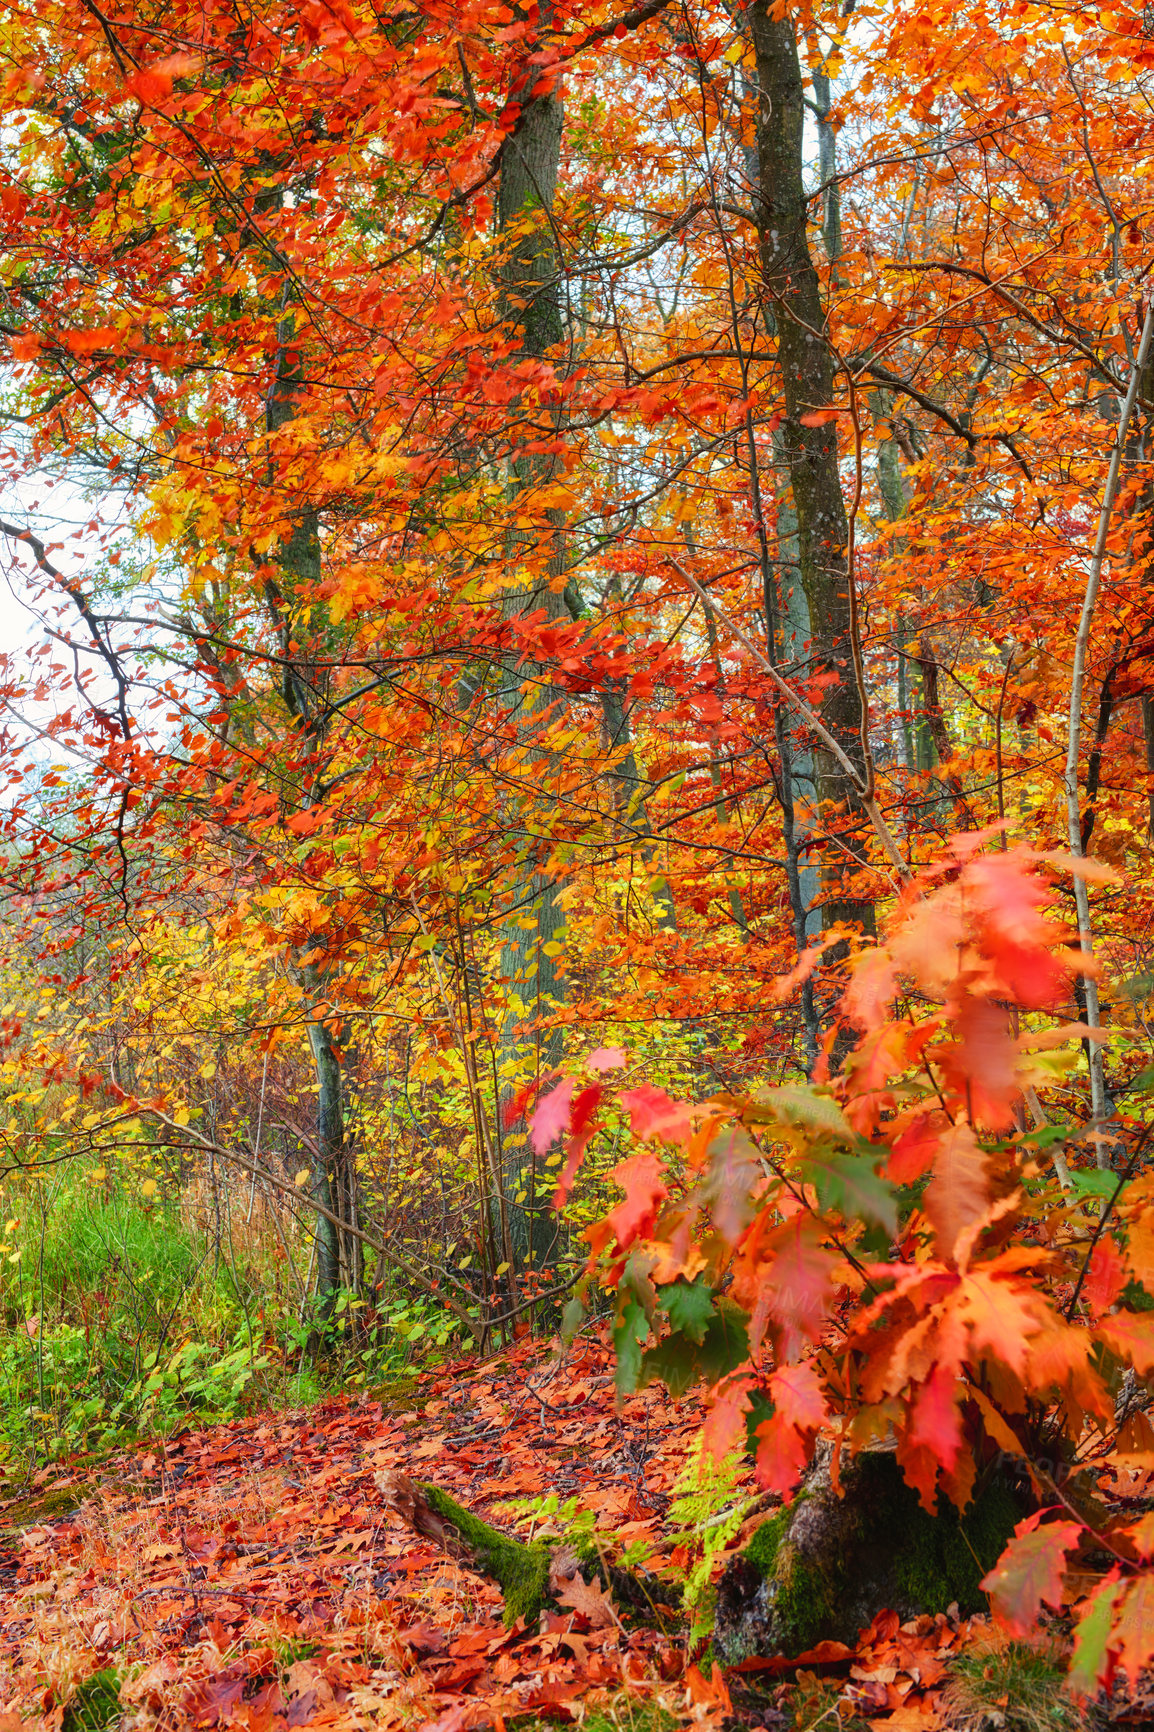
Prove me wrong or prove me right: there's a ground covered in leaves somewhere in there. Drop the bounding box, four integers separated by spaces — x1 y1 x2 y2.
0 1338 1084 1730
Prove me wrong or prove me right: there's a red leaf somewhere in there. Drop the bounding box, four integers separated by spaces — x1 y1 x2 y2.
1098 1310 1154 1374
908 1362 962 1472
606 1150 668 1249
924 1122 989 1262
587 1046 626 1072
981 1515 1082 1634
886 1111 945 1184
620 1084 691 1144
702 1375 754 1461
63 326 120 355
1083 1236 1127 1320
529 1077 573 1156
754 1363 826 1495
1110 1574 1154 1686
798 407 842 425
552 1084 602 1208
770 1360 826 1431
733 1214 837 1359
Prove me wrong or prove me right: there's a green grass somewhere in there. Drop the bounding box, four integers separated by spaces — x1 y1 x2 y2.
0 1168 469 1475
61 1667 122 1732
943 1637 1090 1732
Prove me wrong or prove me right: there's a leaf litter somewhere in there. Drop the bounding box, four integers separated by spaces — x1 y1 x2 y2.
0 1337 1094 1730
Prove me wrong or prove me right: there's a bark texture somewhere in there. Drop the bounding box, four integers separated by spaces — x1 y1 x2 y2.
493 7 569 1269
713 1448 1019 1664
746 1 874 936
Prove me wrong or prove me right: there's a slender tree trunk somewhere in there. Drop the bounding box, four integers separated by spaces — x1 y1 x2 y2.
493 7 568 1271
746 1 875 939
265 284 359 1309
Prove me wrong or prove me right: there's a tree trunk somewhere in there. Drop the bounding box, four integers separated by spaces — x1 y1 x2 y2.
265 286 359 1311
746 1 874 940
493 6 569 1272
713 1448 1020 1664
375 1470 677 1629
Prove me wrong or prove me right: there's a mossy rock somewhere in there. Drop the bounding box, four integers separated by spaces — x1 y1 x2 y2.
62 1668 121 1732
714 1448 1021 1663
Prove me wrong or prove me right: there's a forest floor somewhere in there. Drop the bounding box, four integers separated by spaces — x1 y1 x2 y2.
0 1336 1008 1730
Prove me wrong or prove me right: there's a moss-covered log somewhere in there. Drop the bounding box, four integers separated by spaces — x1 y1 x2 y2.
713 1448 1021 1664
375 1471 677 1629
376 1471 555 1624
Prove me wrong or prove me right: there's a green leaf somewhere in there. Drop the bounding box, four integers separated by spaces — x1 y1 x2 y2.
638 1331 701 1399
613 1299 650 1396
1068 1578 1126 1696
1017 1122 1070 1149
1070 1169 1120 1200
804 1151 897 1234
659 1277 716 1344
744 1384 775 1456
640 1299 750 1397
749 1085 853 1142
698 1299 751 1382
560 1294 586 1342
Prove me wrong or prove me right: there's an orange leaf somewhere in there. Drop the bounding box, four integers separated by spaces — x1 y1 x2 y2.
606 1150 668 1249
981 1514 1081 1634
924 1123 989 1262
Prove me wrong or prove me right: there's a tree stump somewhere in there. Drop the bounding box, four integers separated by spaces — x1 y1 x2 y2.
713 1448 1021 1664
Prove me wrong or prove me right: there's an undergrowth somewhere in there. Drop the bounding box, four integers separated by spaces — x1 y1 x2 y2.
0 1165 468 1477
942 1637 1090 1732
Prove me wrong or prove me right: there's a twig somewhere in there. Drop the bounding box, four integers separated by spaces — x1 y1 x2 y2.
666 558 909 883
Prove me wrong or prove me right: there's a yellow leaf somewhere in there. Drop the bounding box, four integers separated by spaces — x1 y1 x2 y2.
495 1262 510 1276
141 1179 158 1198
294 1167 310 1187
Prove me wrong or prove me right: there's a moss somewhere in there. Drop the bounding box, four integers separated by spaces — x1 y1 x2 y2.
860 1456 1020 1617
62 1668 121 1732
772 1550 836 1656
721 1453 1021 1658
420 1482 554 1626
0 1481 86 1539
368 1373 423 1411
743 1505 792 1578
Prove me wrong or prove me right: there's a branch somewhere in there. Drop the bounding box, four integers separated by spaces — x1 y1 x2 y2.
666 558 910 882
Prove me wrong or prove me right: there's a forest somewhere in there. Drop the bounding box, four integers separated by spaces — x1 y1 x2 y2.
0 0 1150 1723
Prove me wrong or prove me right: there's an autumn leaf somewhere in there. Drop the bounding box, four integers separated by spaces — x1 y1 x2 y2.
981 1514 1082 1634
1082 1234 1127 1319
529 1077 573 1156
606 1150 669 1249
553 1569 618 1629
1097 1310 1154 1374
620 1085 691 1145
924 1123 989 1262
732 1213 838 1359
908 1362 962 1472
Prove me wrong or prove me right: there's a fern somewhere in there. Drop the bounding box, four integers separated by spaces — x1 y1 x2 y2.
666 1436 753 1642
